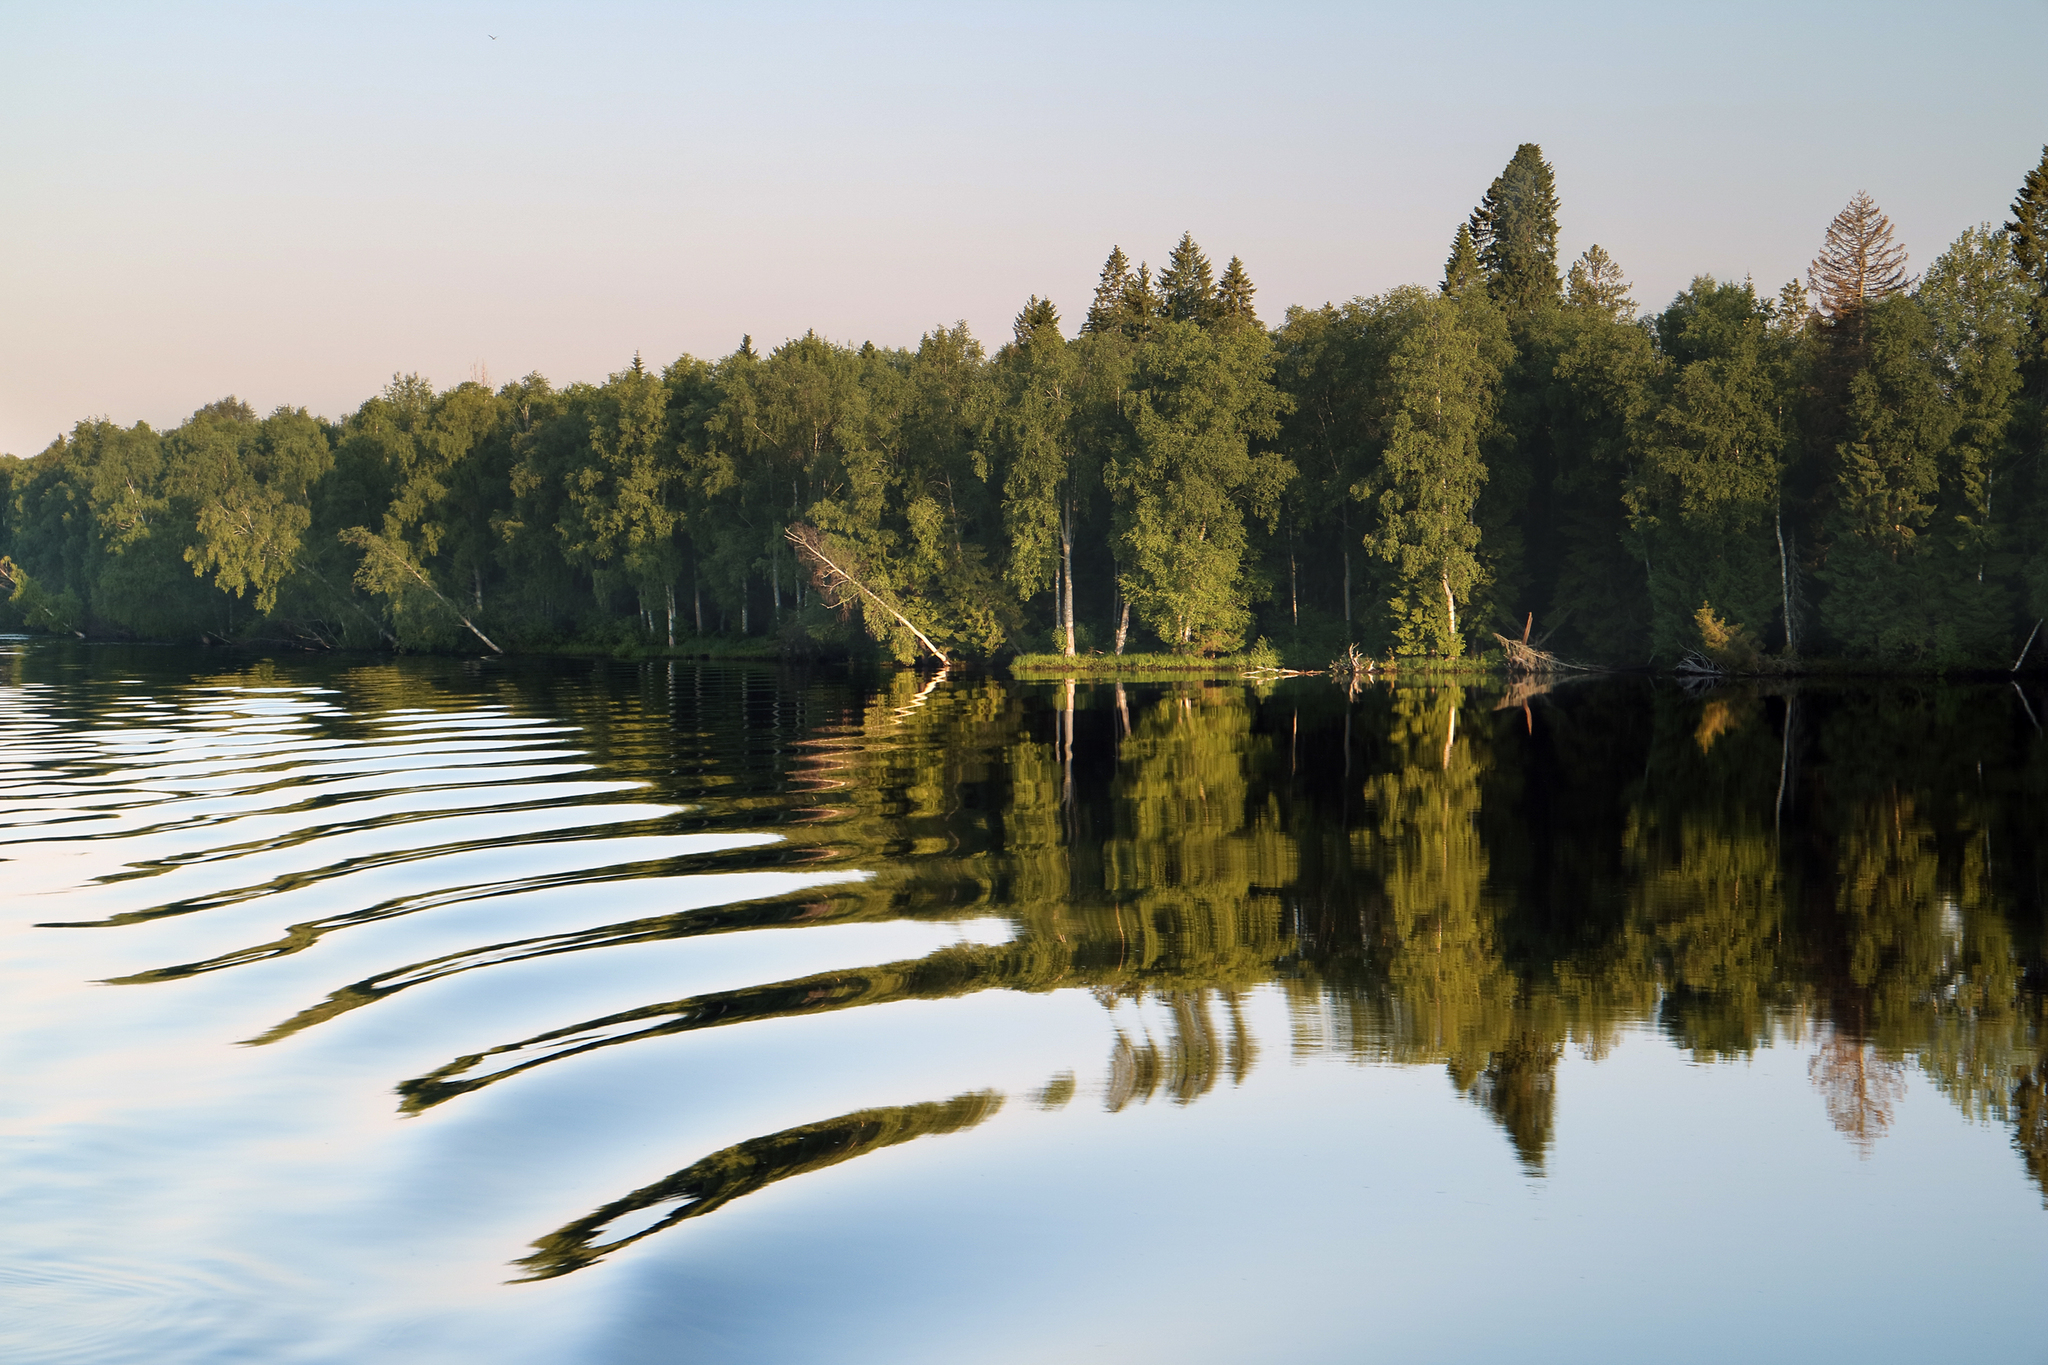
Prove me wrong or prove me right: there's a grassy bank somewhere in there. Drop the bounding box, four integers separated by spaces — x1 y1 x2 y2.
1007 650 1290 679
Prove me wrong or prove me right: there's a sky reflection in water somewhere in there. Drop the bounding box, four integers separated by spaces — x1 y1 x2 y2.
1 641 2044 1363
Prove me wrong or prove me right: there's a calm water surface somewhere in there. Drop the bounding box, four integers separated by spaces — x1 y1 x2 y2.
3 638 2044 1363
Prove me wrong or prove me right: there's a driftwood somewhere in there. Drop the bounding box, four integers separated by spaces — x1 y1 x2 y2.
1328 643 1375 677
785 525 949 666
1493 612 1598 676
1326 643 1377 698
1494 634 1597 675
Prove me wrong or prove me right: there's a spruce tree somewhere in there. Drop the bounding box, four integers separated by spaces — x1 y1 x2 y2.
1216 256 1259 327
1564 245 1633 320
1467 144 1561 315
1083 248 1135 335
1443 224 1484 298
2004 147 2048 617
1807 191 1912 322
1012 295 1060 345
2008 146 2048 390
1121 262 1162 328
1159 232 1219 324
1802 192 1917 559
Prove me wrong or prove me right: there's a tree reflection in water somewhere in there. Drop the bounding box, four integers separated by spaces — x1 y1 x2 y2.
67 656 2044 1274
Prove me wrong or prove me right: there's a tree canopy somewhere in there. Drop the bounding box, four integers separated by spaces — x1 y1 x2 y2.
8 149 2048 671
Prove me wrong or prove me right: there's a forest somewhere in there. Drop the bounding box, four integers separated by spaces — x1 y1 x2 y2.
5 142 2047 669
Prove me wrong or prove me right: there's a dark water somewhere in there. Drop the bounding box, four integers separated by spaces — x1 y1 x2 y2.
3 638 2044 1364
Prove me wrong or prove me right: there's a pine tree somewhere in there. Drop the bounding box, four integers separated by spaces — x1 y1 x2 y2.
1083 248 1135 335
1467 144 1561 314
1216 256 1258 327
1807 191 1913 321
1443 224 1484 298
1159 232 1219 324
1564 245 1634 320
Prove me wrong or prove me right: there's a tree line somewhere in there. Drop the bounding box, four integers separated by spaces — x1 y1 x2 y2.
5 142 2048 667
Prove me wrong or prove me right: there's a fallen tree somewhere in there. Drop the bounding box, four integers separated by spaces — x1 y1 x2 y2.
785 524 948 667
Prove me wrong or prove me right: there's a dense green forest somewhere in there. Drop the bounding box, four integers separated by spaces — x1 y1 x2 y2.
6 143 2048 668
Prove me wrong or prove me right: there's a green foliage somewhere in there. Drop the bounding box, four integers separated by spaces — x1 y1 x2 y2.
1158 232 1220 325
1543 250 1658 661
1105 318 1292 653
9 149 2048 670
1628 278 1789 660
1358 287 1511 656
1468 143 1562 316
1443 224 1484 299
177 405 331 614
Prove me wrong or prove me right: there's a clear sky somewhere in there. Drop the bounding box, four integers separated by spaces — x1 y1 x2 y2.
2 1 2043 457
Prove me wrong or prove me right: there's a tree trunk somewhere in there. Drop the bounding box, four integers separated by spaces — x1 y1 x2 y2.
667 583 676 648
1440 570 1457 651
1776 504 1797 658
693 575 703 635
1060 499 1076 658
1114 600 1130 656
1056 552 1073 650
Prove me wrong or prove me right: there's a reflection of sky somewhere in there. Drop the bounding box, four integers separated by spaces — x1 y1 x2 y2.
14 961 2041 1363
583 1001 2044 1365
4 665 2046 1363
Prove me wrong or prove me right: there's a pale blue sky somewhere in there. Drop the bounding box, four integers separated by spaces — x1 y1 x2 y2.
2 1 2044 456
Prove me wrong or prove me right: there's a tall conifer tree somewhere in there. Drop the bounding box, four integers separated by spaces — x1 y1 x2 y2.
1083 248 1136 335
2011 148 2048 365
1216 257 1259 327
1013 296 1060 343
1159 233 1220 325
1443 225 1484 298
1808 192 1913 324
1467 144 1561 315
2004 148 2048 616
1565 245 1634 320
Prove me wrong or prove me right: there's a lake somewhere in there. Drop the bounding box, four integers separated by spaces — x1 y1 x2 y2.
3 638 2044 1363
